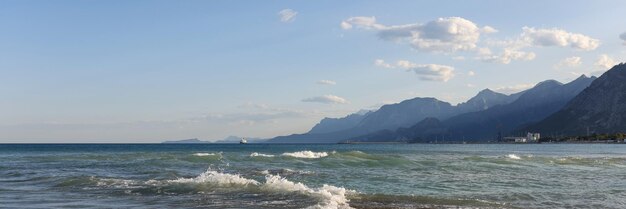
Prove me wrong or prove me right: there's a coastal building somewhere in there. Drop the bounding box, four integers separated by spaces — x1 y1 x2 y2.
503 136 527 143
526 132 540 142
503 132 541 143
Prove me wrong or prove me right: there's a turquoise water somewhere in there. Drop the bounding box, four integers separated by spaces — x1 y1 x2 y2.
1 144 625 208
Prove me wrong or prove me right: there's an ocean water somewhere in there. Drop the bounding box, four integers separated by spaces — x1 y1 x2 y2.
1 144 625 209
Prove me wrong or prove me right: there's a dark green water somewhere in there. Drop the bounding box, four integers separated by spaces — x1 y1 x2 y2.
1 144 625 208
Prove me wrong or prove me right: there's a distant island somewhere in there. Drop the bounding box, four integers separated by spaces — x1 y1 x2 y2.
161 138 208 144
162 136 266 144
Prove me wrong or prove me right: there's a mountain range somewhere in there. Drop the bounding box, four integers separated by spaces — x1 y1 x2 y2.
269 84 522 143
351 75 596 143
267 63 626 143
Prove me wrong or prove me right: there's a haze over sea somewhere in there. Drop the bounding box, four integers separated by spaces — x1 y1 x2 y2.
1 144 625 209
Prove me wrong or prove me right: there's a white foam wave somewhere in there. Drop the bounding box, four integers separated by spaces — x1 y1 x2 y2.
282 151 329 159
506 154 521 160
169 169 353 208
250 152 275 157
169 170 260 186
262 174 353 209
192 152 219 156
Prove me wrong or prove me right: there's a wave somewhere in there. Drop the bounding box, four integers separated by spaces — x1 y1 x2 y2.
505 154 521 160
250 152 275 157
169 170 260 186
281 151 329 159
192 152 219 157
166 169 352 208
261 174 353 209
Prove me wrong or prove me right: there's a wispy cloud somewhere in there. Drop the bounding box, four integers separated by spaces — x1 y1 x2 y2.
493 83 535 94
554 56 582 69
375 59 455 82
316 80 336 85
278 9 297 23
302 95 348 104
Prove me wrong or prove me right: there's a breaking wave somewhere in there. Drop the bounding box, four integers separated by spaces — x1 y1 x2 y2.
281 151 329 159
250 152 275 157
169 169 353 209
168 170 259 186
192 152 220 157
61 169 354 209
505 154 521 160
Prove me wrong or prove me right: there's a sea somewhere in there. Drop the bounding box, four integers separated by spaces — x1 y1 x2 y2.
1 144 625 209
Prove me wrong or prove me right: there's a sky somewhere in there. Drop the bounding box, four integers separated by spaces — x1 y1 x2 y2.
2 0 626 142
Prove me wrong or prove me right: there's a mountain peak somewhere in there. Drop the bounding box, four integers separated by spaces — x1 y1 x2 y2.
536 79 563 87
478 88 496 94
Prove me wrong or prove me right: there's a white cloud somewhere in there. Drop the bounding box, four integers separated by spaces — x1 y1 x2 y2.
554 56 582 69
316 80 336 85
374 59 394 68
302 95 348 104
478 48 536 64
594 54 616 69
467 83 476 88
278 9 297 23
410 64 455 81
493 83 535 94
340 16 385 30
342 16 487 53
620 32 626 45
520 27 600 50
374 59 456 82
467 71 475 76
396 60 455 82
481 26 498 33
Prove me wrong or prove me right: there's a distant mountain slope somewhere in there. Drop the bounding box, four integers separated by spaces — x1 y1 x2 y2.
269 89 520 143
349 75 596 142
308 111 371 134
523 63 626 135
455 89 517 113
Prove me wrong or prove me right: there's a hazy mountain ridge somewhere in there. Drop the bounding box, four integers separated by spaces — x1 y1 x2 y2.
348 75 596 143
523 63 626 136
269 87 521 143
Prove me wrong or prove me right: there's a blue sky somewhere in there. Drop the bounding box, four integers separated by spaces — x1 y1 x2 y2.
2 0 626 142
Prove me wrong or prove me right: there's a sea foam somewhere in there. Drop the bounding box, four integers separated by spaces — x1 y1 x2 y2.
282 151 329 159
192 152 219 157
505 154 521 160
169 170 260 186
262 174 353 209
250 152 275 157
169 169 353 209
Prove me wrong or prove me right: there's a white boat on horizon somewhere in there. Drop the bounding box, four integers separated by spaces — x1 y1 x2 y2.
240 138 248 144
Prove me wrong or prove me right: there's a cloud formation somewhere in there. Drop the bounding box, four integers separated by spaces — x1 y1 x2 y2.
376 59 455 82
493 83 535 94
478 48 536 64
594 54 616 69
278 9 297 23
342 16 493 53
554 56 582 69
302 95 348 104
620 32 626 45
316 80 337 85
374 59 394 68
520 27 600 50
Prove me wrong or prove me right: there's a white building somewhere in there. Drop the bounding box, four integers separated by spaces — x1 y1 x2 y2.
527 132 540 142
